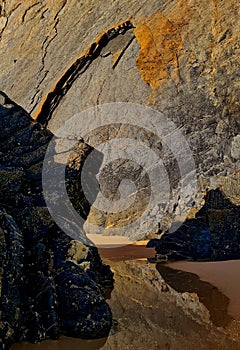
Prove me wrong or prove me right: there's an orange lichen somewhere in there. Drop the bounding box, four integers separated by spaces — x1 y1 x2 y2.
134 3 192 94
134 12 182 89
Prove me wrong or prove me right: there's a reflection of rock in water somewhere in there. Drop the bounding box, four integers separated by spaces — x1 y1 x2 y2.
11 336 108 350
157 263 233 327
12 260 240 350
101 261 240 349
148 189 240 261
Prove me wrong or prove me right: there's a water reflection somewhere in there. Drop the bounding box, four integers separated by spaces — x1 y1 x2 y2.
157 263 233 327
11 336 108 350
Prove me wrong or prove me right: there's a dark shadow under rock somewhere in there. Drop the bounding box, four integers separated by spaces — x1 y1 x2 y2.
148 188 240 261
157 263 233 327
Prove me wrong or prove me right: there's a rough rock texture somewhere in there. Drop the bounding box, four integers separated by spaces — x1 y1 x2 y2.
148 188 240 261
0 0 239 347
0 92 114 350
1 0 238 240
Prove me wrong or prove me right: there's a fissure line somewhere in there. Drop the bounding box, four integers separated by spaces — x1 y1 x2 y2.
33 19 134 126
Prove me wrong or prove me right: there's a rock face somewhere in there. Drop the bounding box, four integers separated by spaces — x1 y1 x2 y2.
0 0 239 346
0 92 113 350
148 188 240 261
0 0 238 241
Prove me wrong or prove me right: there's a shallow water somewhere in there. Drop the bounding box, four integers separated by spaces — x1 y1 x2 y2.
157 263 232 327
11 336 107 350
164 260 240 320
11 246 240 349
98 243 155 261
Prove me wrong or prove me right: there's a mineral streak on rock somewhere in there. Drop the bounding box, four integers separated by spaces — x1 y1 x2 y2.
33 20 134 126
0 91 114 350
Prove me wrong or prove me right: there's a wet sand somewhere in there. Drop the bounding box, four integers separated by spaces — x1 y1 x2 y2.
10 243 240 349
87 234 136 248
99 243 240 320
165 260 240 320
11 336 107 350
98 241 155 261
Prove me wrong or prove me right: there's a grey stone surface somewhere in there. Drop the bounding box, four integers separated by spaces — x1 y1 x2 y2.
0 0 239 240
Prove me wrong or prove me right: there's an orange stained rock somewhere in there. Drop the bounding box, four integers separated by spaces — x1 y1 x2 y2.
134 4 192 91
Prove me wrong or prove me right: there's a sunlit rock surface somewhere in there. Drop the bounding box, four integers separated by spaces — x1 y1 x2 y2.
1 0 238 238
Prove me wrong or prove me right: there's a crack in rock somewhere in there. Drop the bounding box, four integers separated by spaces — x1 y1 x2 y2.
33 20 134 126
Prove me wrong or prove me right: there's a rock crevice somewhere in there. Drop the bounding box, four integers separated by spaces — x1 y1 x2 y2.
34 20 134 126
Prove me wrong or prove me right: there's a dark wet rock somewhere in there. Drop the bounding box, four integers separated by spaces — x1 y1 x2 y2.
0 92 113 349
148 189 240 261
55 269 112 339
0 208 25 350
